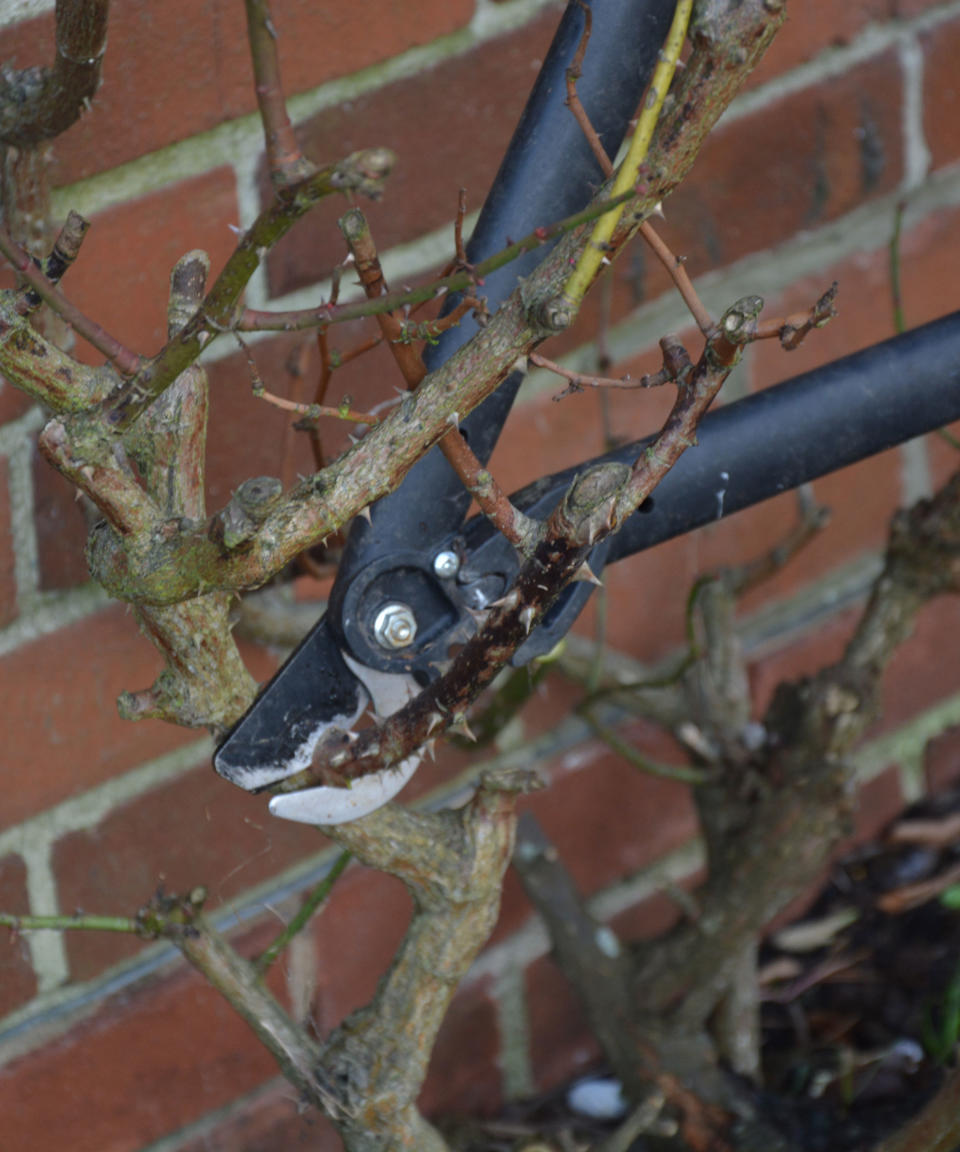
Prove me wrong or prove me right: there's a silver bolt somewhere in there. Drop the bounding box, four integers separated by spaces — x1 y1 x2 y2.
433 550 460 580
373 602 417 649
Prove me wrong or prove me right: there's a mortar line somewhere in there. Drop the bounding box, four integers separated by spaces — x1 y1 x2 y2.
18 838 69 994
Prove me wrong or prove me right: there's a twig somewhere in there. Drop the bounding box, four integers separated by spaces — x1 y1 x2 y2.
15 208 89 315
236 186 640 334
254 850 352 974
563 5 714 335
99 146 396 431
530 348 680 396
890 199 907 336
273 294 782 795
0 222 142 375
0 0 109 147
0 911 139 933
580 706 713 784
559 0 693 314
338 207 540 551
244 0 310 186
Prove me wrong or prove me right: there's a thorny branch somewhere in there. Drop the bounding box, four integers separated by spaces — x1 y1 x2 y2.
272 284 839 798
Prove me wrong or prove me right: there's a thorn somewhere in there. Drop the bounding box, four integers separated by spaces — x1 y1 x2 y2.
426 711 444 735
447 411 460 429
520 605 536 634
357 505 372 524
489 590 520 611
348 433 359 445
424 739 437 762
393 385 408 397
465 606 489 627
573 561 603 586
650 201 665 220
451 713 477 742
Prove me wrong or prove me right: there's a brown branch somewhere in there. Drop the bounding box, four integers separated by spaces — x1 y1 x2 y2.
244 0 310 186
15 208 89 315
531 341 688 396
98 146 395 431
0 0 109 147
0 222 142 374
273 293 778 797
74 0 786 607
563 0 714 335
318 770 536 1151
338 207 540 551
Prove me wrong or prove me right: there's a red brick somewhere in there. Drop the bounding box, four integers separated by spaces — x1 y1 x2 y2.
32 445 91 591
747 1 889 91
493 721 698 946
420 977 502 1119
0 854 38 1018
169 1079 341 1152
310 864 411 1031
0 457 17 628
5 1 475 188
52 751 336 984
748 597 960 744
0 374 36 426
264 7 563 298
0 606 197 831
748 604 861 716
876 598 960 734
643 52 904 301
524 952 600 1093
0 941 282 1152
922 14 960 171
925 724 960 792
851 765 904 843
63 168 239 362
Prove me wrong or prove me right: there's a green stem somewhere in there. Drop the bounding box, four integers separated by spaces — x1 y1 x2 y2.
581 707 711 785
254 850 352 975
0 911 140 933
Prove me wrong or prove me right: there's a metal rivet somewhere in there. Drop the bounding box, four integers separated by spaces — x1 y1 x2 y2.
373 603 417 649
433 550 460 579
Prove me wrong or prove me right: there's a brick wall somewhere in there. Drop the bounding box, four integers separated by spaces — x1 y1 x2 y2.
2 1 960 1149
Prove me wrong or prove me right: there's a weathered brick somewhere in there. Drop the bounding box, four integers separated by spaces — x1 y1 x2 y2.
5 1 475 188
0 606 209 831
643 52 904 301
524 951 600 1093
31 445 91 591
0 854 38 1019
63 168 239 362
52 749 335 984
493 720 698 946
0 457 17 628
747 1 889 90
420 977 502 1119
922 14 960 171
263 6 563 298
168 1078 341 1152
0 930 283 1152
925 724 960 792
309 864 412 1032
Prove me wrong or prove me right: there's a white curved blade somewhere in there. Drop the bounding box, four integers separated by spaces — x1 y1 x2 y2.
268 653 422 825
268 755 420 825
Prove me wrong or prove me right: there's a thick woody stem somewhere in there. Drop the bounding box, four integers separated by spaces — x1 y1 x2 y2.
318 771 533 1151
0 0 109 147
